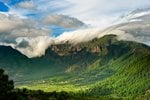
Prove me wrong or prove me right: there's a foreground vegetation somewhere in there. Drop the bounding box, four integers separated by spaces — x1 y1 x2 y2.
2 68 129 100
0 68 92 100
1 68 150 100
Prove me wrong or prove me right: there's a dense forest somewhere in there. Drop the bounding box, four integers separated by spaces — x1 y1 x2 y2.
0 68 86 100
0 68 150 100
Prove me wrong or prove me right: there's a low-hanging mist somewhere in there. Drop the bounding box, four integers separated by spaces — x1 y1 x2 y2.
0 13 86 58
54 9 150 49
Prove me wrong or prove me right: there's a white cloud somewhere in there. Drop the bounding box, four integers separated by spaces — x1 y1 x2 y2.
15 36 52 58
42 14 85 28
0 13 24 33
55 0 150 27
0 12 86 58
55 28 101 44
54 24 150 46
5 0 150 28
0 13 52 58
0 13 49 38
17 1 36 10
54 9 150 46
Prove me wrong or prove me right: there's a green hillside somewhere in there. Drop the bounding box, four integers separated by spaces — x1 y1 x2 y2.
0 35 150 99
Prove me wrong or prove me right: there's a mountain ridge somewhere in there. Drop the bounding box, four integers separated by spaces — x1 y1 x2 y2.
0 34 149 98
0 34 149 80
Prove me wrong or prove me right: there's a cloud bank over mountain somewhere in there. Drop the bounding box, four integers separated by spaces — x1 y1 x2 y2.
0 13 85 58
1 8 150 58
55 8 150 46
0 0 149 58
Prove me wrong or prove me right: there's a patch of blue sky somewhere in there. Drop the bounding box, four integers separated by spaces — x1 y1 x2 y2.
7 0 26 5
50 26 74 37
24 13 39 18
0 1 9 12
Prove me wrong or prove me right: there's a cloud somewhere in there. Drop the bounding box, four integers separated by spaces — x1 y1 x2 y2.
0 13 50 38
0 2 149 58
42 14 85 29
3 0 150 28
15 36 52 58
94 8 150 46
16 39 29 48
116 23 150 46
0 12 86 58
54 9 150 46
55 28 100 44
2 0 150 28
0 13 52 58
54 24 150 46
0 13 24 33
46 0 150 27
16 1 36 10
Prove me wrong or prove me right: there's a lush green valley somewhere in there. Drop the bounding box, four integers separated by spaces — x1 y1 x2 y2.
0 35 150 99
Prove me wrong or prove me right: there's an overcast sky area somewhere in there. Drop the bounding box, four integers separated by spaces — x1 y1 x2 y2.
0 0 150 57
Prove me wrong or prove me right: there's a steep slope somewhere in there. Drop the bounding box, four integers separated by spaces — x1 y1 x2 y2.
86 48 150 98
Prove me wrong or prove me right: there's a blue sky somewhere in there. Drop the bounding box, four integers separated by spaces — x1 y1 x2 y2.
0 1 9 12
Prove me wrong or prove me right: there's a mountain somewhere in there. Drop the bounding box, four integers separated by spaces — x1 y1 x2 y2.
0 35 150 99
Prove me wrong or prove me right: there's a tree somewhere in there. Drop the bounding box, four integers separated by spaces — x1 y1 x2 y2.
0 69 14 100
